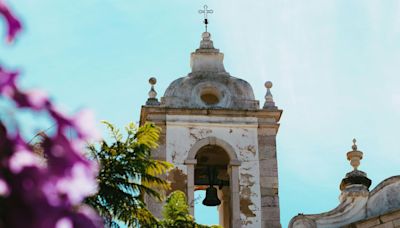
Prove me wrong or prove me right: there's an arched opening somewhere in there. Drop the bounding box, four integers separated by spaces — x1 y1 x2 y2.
194 145 231 227
185 137 241 228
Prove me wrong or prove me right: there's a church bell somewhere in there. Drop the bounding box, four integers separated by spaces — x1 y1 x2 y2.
202 185 221 206
202 166 221 206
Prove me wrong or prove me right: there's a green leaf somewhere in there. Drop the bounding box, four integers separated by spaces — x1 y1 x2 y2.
85 121 173 227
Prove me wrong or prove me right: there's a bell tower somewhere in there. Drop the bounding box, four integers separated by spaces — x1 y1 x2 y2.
140 14 282 228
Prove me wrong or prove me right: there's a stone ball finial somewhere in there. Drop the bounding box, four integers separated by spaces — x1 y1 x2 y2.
146 77 160 106
263 81 276 109
265 81 273 89
199 32 214 49
202 32 211 40
149 77 157 85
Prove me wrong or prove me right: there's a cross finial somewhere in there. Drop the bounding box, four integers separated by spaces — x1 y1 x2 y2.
198 5 213 32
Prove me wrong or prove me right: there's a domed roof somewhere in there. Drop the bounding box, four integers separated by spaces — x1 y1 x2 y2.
160 32 259 110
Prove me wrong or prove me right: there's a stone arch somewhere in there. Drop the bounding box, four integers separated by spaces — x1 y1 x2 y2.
184 136 241 228
185 136 240 165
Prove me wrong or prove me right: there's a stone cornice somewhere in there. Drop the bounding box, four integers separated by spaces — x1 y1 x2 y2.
289 176 400 228
140 106 282 126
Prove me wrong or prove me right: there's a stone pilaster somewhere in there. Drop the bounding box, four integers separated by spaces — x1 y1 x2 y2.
140 111 167 219
258 121 281 228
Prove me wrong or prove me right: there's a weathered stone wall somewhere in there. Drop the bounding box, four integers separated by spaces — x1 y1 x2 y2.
345 209 400 228
140 107 283 227
289 171 400 228
165 115 262 227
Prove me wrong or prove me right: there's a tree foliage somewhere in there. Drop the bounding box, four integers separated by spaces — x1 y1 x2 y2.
85 121 172 227
160 191 222 228
161 191 196 227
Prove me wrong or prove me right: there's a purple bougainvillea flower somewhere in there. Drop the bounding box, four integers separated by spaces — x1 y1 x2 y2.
56 163 98 204
55 218 73 228
0 67 18 95
73 109 101 141
10 89 50 110
0 68 103 227
0 178 10 196
0 0 102 226
8 147 44 173
0 0 22 43
0 3 102 226
0 69 50 110
24 89 50 109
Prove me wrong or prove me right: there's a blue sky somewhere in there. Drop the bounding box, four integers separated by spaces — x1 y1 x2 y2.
1 1 400 227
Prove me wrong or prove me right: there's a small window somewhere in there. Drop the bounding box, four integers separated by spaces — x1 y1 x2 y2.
201 93 219 105
198 86 222 106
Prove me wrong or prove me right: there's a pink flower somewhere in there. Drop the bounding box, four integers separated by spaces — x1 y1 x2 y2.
0 178 10 196
0 2 102 227
0 69 49 110
0 67 18 95
8 148 43 173
25 89 50 110
0 0 22 43
55 218 73 228
73 109 101 141
56 163 98 204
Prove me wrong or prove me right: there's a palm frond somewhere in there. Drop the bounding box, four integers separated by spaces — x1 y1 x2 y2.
85 121 173 227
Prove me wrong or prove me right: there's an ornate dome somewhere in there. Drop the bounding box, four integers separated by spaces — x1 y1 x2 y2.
160 32 259 110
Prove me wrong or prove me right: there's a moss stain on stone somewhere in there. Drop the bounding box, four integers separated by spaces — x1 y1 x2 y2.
167 168 187 196
240 173 256 219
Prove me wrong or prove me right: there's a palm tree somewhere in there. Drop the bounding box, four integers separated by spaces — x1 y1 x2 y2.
85 121 172 227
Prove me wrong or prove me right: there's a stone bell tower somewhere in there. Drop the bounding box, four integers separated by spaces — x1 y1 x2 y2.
140 30 282 228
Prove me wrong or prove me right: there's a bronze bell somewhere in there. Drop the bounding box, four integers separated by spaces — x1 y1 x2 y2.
202 186 221 206
202 166 221 206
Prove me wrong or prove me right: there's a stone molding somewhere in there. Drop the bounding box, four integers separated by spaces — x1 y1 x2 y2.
140 106 283 126
289 176 400 228
345 208 400 228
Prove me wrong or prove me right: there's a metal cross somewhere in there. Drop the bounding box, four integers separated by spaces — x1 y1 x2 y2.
198 5 213 32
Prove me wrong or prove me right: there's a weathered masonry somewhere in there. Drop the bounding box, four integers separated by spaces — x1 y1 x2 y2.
140 31 282 228
289 140 400 228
